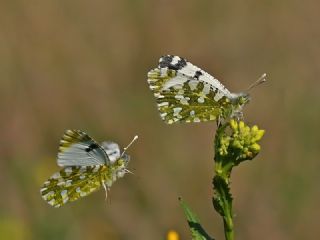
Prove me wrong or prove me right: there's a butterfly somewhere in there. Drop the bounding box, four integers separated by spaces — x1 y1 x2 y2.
147 55 266 124
40 129 138 208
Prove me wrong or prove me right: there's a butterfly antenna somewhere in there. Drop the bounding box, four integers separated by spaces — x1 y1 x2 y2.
246 73 267 92
120 135 138 158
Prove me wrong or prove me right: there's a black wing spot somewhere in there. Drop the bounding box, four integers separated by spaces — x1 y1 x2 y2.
174 58 187 70
194 70 203 79
85 143 99 152
159 55 173 68
159 55 187 70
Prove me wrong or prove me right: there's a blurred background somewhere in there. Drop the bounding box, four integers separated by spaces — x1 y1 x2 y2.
0 0 319 239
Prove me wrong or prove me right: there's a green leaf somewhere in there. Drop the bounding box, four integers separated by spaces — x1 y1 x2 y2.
179 198 215 240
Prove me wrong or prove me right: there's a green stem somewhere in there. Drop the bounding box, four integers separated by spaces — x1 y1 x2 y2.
223 207 234 240
212 171 234 240
214 157 234 239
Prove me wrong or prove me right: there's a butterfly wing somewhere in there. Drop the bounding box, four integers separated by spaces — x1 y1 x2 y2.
57 130 110 167
40 165 106 207
147 55 237 123
101 141 121 163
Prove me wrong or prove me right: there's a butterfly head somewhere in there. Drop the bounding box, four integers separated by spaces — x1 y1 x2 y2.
229 73 267 119
114 154 130 178
113 135 138 178
230 92 250 105
237 92 250 105
229 93 250 119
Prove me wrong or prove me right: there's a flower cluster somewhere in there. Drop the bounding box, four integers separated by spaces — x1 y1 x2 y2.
216 120 265 168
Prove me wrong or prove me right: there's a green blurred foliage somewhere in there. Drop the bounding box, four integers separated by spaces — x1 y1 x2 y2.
0 0 319 239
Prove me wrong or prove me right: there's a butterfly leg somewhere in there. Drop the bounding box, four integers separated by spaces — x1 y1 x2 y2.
216 116 221 127
101 180 109 201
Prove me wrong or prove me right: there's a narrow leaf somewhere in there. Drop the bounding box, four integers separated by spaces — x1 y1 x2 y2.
179 198 215 240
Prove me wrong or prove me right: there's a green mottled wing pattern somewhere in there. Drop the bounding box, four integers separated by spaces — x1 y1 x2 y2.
148 68 234 124
40 165 108 208
147 55 248 124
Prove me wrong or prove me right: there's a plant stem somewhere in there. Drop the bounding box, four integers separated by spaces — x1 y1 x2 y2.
215 174 234 240
214 136 234 240
223 208 234 240
212 170 234 240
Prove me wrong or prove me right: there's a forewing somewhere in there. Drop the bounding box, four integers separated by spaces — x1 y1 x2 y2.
147 55 234 123
57 130 110 167
158 55 231 96
40 166 104 207
101 141 121 163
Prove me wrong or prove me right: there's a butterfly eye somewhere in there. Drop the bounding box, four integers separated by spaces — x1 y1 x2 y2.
239 95 250 105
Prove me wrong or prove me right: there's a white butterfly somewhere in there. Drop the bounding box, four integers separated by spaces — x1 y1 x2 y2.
147 55 266 124
41 130 137 207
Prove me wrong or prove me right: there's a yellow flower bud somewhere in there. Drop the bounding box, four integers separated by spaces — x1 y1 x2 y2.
239 121 245 129
256 130 265 141
230 119 238 130
250 143 261 152
252 125 259 132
